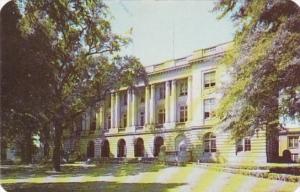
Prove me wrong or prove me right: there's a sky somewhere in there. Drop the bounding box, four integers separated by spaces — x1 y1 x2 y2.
105 0 236 66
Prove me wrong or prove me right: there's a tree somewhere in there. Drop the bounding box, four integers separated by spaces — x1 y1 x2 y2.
14 0 146 171
1 1 54 163
214 0 300 161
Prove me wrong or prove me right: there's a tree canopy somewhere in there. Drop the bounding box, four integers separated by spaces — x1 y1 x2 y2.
2 0 146 170
214 0 300 139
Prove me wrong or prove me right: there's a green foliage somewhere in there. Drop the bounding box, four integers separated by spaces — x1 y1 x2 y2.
214 0 300 139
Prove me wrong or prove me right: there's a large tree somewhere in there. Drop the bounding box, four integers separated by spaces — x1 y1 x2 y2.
5 0 146 170
214 0 300 160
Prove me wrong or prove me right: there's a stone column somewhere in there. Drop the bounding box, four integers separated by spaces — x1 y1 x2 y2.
110 93 115 129
150 84 155 124
131 89 137 126
170 80 177 123
187 76 193 121
165 81 170 123
127 89 131 127
145 86 150 125
115 92 120 128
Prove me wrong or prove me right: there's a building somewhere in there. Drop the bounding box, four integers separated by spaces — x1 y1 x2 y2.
62 42 271 164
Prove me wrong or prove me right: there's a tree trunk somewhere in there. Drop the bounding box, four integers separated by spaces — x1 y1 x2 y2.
52 121 63 171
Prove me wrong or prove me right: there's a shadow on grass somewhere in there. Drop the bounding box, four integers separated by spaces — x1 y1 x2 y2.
1 163 170 179
2 181 186 192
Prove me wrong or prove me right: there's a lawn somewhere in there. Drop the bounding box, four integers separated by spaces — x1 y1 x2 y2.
1 163 299 192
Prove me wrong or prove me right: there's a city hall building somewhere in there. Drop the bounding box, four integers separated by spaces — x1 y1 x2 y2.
62 42 297 164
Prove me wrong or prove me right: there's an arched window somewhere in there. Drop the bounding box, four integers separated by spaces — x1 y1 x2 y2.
87 141 95 158
134 138 144 157
204 133 216 152
101 139 110 157
153 136 164 157
117 139 126 157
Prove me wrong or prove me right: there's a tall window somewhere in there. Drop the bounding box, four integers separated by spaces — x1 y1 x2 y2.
179 81 187 96
90 110 96 133
159 86 165 100
204 98 215 119
107 115 111 129
204 132 216 152
179 106 188 122
123 93 127 106
158 108 165 124
140 95 145 103
244 138 251 151
204 71 216 88
140 112 145 126
288 136 299 148
123 113 127 128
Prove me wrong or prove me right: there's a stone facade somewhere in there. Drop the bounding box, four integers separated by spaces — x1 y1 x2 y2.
63 42 270 164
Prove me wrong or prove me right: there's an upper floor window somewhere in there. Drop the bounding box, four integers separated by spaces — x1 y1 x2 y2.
179 81 188 96
179 106 188 122
90 110 96 133
204 71 216 88
204 98 216 119
140 95 145 103
244 138 251 151
159 86 165 100
158 108 165 124
140 112 145 126
288 136 299 148
107 115 111 129
123 113 127 128
123 93 127 106
204 132 216 152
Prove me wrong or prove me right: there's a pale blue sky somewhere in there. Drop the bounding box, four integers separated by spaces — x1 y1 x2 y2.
105 0 236 66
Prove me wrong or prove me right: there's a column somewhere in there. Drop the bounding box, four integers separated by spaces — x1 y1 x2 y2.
110 93 115 128
187 76 193 121
170 80 177 123
115 92 120 128
150 84 155 124
127 89 131 127
145 86 150 125
131 89 137 126
165 81 170 123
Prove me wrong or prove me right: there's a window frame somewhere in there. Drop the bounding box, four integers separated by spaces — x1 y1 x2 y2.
179 106 188 122
204 133 217 153
158 108 165 124
203 71 216 89
179 81 188 96
288 136 299 149
140 112 145 126
204 98 216 119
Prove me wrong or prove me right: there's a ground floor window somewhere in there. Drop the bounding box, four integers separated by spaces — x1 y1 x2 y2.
236 137 251 153
204 132 216 152
288 136 299 148
291 153 299 162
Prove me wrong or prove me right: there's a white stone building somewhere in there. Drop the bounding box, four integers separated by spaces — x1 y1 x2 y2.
63 42 270 164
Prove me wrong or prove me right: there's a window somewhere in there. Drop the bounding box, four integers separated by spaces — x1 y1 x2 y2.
123 113 127 128
158 108 165 124
90 110 96 133
204 133 216 152
288 136 299 148
204 98 216 119
179 106 188 122
140 112 145 126
291 153 299 162
140 96 145 103
179 81 187 96
204 71 216 88
244 138 251 151
236 139 243 152
123 93 127 106
159 86 165 100
236 138 251 153
107 115 111 129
